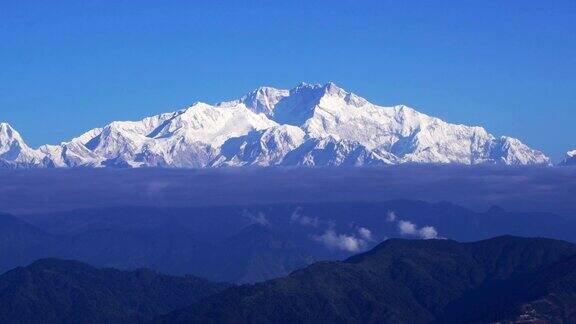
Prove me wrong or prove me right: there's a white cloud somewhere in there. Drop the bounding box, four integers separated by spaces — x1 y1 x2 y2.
290 207 319 227
398 220 417 235
358 227 373 241
419 226 438 239
393 212 441 240
314 229 364 252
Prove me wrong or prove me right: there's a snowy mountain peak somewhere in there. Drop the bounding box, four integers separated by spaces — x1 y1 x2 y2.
292 82 369 108
323 81 346 95
0 122 18 138
290 81 345 96
560 149 576 166
238 87 289 114
226 82 364 120
0 123 45 166
0 122 26 152
492 136 551 166
0 83 553 168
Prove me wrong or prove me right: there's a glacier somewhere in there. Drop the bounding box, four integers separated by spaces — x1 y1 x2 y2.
0 83 552 168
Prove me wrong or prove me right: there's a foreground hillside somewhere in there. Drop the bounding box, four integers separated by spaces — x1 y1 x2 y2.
159 236 576 324
2 236 576 323
0 259 230 324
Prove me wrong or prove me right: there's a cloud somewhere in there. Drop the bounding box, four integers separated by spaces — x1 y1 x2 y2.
387 211 397 222
314 229 364 252
2 166 575 217
290 207 319 227
243 210 269 225
391 211 440 240
358 227 373 241
398 220 417 235
419 226 438 239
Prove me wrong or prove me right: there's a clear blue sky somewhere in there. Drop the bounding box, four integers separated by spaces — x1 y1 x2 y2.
1 0 574 161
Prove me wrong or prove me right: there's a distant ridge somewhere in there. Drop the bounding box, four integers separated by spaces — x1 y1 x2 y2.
0 83 551 168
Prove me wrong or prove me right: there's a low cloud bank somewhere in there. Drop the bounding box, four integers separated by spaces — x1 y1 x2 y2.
0 166 575 216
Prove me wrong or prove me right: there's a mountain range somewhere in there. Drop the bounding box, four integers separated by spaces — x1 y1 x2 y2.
0 83 557 168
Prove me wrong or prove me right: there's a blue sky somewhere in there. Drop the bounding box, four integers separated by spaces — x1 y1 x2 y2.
0 0 574 161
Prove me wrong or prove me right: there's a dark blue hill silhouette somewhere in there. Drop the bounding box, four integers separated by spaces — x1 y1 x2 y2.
158 236 576 324
0 258 230 324
2 236 576 323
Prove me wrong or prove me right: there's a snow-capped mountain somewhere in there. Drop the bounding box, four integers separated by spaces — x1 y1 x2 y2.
560 150 576 166
0 123 47 167
0 83 552 168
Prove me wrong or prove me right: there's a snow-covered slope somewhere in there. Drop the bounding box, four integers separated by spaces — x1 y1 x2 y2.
0 83 552 168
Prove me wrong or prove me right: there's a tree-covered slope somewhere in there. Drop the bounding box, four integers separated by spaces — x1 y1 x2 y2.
159 236 576 324
0 259 230 324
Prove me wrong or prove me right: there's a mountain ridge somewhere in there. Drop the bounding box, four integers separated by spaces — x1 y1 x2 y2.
157 235 576 324
3 236 576 323
0 83 552 168
0 258 231 324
